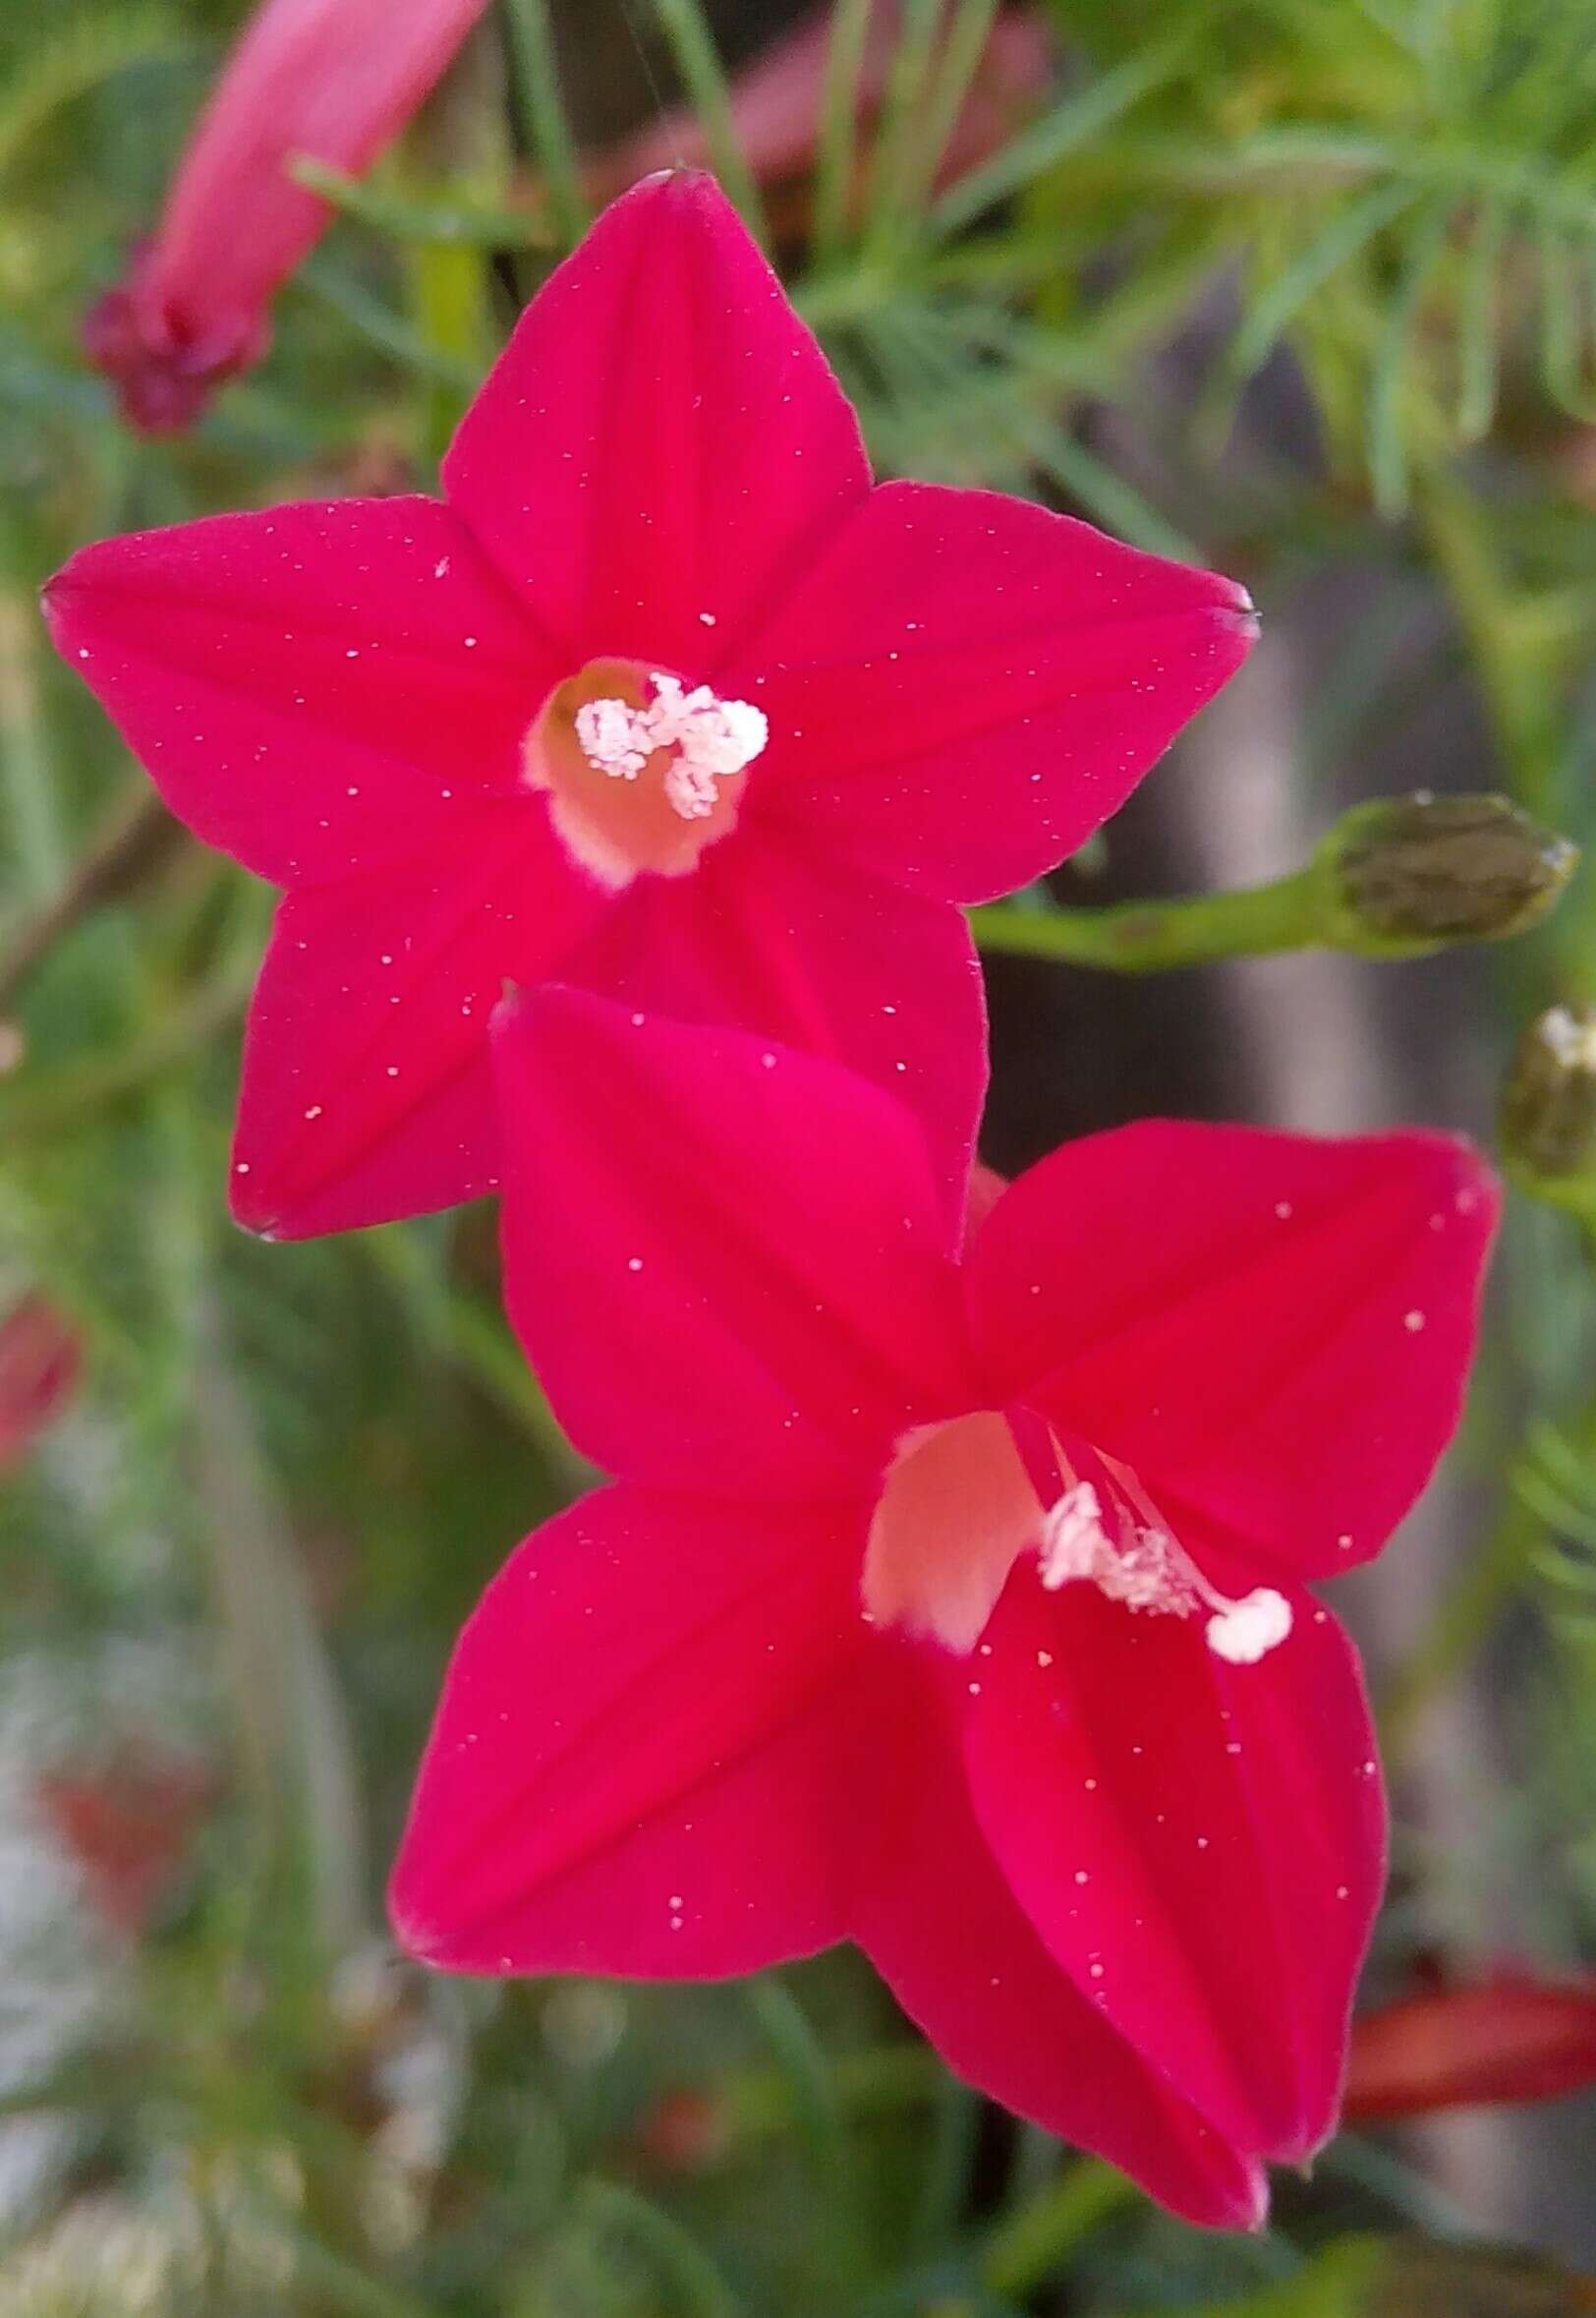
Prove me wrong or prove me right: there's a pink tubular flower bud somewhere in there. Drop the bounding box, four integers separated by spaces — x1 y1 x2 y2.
0 1296 81 1470
86 0 491 432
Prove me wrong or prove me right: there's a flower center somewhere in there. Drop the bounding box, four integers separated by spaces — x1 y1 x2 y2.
525 658 767 888
862 1410 1290 1665
1036 1478 1290 1666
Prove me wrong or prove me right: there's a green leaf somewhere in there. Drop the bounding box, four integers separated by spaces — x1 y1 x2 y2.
929 30 1198 239
290 152 552 250
1368 196 1452 515
811 0 876 262
503 0 590 247
650 0 766 243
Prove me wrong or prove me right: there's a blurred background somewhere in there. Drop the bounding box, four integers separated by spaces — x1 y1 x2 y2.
2 1 1596 2309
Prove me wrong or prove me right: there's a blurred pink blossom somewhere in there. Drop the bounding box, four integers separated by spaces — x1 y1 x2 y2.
0 1296 81 1469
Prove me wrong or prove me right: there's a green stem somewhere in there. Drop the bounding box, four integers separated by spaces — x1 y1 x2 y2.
971 869 1321 974
0 591 67 900
981 2160 1138 2298
579 2179 740 2317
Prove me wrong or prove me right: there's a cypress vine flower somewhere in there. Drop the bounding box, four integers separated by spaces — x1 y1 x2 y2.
390 987 1497 2230
48 173 1253 1240
84 0 491 431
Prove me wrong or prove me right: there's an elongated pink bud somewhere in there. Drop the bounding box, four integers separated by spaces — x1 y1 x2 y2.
1346 1972 1596 2118
0 1295 80 1467
86 0 490 432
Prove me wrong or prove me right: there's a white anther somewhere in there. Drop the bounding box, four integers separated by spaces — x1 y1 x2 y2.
574 673 768 821
1037 1478 1290 1664
573 696 652 779
1205 1589 1292 1664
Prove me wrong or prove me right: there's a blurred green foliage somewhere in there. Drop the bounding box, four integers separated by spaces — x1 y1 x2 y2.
2 0 1595 2309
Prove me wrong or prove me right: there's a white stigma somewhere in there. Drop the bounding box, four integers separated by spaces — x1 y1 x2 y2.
574 673 768 822
1038 1481 1290 1665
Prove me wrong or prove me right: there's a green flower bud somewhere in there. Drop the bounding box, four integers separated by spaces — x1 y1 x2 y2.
1501 1005 1596 1204
1322 793 1577 953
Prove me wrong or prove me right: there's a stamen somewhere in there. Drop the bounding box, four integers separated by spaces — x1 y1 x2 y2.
575 672 768 823
1038 1479 1290 1665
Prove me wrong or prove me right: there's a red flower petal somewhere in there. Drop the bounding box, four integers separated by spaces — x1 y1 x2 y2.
493 990 972 1493
961 1570 1384 2162
728 481 1255 902
1346 1973 1596 2118
389 1484 869 1976
234 804 601 1237
966 1122 1498 1581
857 1647 1267 2230
443 171 871 671
43 497 548 886
565 821 988 1227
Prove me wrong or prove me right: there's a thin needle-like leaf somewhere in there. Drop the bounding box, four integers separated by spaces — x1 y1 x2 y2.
894 0 1002 229
1369 196 1452 515
503 0 590 246
863 0 943 255
650 0 766 242
1455 191 1508 441
929 31 1194 240
1228 177 1421 382
1538 221 1596 420
812 0 876 262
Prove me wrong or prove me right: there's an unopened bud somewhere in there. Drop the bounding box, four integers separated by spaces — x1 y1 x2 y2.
1323 793 1577 953
1501 1005 1596 1201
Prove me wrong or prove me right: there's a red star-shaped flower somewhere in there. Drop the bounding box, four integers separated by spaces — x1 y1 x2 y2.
48 171 1254 1240
390 988 1498 2230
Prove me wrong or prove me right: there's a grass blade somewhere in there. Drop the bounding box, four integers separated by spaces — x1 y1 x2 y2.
650 0 766 242
894 0 1003 230
929 31 1195 240
862 0 942 255
1228 176 1419 382
503 0 590 246
811 0 876 262
1368 195 1451 516
1455 190 1508 441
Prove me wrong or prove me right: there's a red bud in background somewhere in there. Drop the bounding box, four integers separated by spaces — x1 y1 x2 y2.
86 0 490 431
36 1757 215 1938
0 1296 81 1470
589 2 1051 218
1345 1973 1596 2120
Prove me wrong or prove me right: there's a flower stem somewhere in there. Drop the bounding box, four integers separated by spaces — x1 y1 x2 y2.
973 789 1578 973
981 2159 1138 2298
971 869 1322 974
